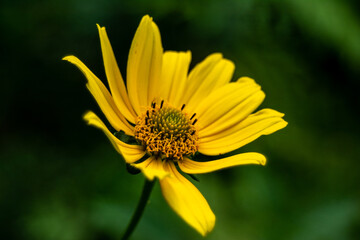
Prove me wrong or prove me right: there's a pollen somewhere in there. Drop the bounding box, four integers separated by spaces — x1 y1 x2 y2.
134 101 199 161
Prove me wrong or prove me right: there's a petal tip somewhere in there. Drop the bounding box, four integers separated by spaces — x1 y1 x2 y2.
237 76 255 84
203 214 216 236
141 14 153 23
82 111 99 126
62 55 80 65
62 55 73 61
283 120 288 127
195 212 215 236
278 118 288 129
259 155 267 166
82 111 94 121
96 23 106 32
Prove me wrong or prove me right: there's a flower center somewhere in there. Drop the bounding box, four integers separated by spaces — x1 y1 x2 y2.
134 101 198 161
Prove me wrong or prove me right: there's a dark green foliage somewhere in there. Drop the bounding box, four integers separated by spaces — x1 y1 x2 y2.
1 0 359 239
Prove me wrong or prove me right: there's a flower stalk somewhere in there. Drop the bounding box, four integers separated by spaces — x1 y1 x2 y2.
121 179 156 240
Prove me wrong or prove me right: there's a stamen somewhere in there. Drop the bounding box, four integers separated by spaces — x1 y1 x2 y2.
160 100 164 109
190 113 196 120
134 104 198 161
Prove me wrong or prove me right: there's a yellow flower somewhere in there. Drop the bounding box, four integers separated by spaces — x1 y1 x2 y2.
63 15 287 236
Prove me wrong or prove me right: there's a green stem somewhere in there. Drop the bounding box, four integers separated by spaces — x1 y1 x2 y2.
121 179 155 240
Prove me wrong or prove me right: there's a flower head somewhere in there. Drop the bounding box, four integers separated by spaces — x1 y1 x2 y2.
63 15 287 236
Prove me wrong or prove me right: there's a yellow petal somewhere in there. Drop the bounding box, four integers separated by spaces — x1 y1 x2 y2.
63 55 134 135
132 156 169 180
127 15 163 115
195 78 265 136
179 153 266 174
83 111 146 163
160 51 191 108
182 53 235 113
147 21 164 104
199 109 288 155
159 161 215 236
97 24 137 123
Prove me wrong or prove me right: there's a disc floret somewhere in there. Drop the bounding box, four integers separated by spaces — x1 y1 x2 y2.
134 102 198 161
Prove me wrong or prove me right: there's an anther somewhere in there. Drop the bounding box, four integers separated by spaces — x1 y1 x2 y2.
160 100 164 109
134 105 199 161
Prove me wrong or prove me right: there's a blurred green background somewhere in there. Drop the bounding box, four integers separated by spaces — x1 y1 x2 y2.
1 0 360 239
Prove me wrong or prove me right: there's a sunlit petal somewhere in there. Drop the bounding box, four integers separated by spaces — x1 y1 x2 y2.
182 53 234 113
160 51 191 107
127 15 163 114
199 109 288 155
195 77 265 135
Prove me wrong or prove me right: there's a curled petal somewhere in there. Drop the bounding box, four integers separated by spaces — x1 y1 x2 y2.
63 55 134 135
83 111 145 163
